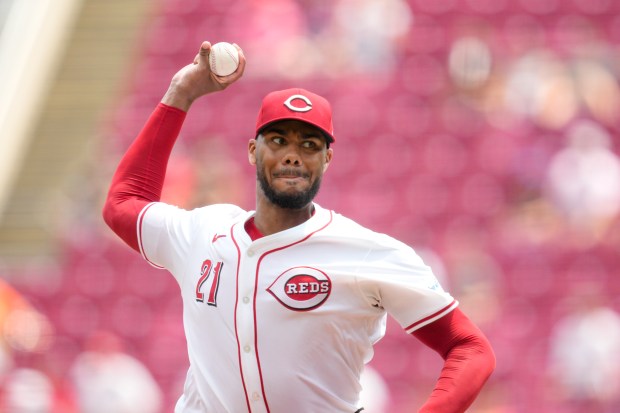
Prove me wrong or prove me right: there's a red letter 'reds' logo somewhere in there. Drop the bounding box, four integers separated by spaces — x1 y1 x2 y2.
267 267 331 311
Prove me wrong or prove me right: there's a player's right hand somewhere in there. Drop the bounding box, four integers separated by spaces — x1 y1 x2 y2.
161 41 246 111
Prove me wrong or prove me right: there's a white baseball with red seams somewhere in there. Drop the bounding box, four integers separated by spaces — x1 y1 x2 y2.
209 42 239 76
137 202 457 413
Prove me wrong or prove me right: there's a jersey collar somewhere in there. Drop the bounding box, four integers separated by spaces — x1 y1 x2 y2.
233 203 332 249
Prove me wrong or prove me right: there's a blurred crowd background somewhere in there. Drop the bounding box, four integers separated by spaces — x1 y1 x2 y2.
1 0 620 412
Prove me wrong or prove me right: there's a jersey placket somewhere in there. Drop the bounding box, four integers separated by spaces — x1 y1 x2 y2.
230 208 333 412
234 230 269 413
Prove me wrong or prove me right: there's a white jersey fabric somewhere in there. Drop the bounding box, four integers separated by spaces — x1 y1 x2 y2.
138 202 457 413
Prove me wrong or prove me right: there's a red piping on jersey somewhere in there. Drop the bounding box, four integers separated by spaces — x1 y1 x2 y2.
252 211 333 412
230 223 253 412
405 299 457 332
231 210 333 413
137 203 164 269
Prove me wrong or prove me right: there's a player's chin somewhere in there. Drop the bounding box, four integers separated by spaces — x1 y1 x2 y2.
270 194 313 210
267 185 317 210
273 188 308 201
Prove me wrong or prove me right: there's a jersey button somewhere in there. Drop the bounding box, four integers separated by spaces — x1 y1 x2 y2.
252 392 260 401
243 297 250 304
244 345 251 353
247 250 255 257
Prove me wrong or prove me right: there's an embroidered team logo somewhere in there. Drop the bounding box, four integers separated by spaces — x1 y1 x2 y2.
267 266 331 311
283 94 313 112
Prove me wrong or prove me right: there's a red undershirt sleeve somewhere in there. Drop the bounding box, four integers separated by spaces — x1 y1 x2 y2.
102 103 187 252
412 307 496 413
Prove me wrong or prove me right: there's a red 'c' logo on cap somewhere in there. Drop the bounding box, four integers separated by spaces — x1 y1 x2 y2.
283 95 313 113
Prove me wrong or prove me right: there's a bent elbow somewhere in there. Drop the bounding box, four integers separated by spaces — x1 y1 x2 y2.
480 336 497 379
102 197 115 230
100 195 145 252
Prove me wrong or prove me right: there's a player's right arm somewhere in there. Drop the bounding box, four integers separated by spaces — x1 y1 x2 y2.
102 41 245 251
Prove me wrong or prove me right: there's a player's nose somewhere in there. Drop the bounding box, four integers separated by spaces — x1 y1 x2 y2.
282 134 303 166
282 150 302 166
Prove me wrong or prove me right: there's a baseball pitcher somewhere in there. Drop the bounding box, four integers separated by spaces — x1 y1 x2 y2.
103 41 495 413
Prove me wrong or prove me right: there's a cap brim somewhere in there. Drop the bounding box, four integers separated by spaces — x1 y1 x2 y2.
257 117 335 143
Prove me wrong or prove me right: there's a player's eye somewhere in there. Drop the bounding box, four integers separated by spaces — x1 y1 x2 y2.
272 136 286 145
302 137 325 150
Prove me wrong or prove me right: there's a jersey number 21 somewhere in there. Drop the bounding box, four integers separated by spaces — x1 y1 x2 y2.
195 259 223 306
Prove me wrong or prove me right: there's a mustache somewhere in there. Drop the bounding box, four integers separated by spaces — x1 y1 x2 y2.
273 169 309 178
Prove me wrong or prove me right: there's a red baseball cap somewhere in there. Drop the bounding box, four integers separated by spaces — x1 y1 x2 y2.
255 88 335 144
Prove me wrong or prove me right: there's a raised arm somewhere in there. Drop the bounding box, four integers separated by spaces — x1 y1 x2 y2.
413 308 496 413
102 41 245 251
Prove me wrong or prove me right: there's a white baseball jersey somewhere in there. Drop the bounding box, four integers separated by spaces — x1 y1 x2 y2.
138 202 457 413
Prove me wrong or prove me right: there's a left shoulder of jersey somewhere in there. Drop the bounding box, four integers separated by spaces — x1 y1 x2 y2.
316 204 411 251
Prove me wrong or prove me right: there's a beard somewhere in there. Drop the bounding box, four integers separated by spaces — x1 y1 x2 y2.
257 167 322 209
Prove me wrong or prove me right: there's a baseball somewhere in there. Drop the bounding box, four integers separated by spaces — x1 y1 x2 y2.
209 42 240 76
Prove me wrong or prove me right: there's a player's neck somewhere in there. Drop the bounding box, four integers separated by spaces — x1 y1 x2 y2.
253 198 315 236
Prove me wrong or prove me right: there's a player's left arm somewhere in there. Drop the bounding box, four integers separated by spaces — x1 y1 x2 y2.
412 307 496 413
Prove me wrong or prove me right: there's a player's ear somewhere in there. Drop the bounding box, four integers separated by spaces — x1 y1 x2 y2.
248 138 257 165
322 148 333 173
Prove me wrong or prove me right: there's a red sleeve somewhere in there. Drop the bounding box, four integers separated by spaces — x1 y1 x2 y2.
412 307 496 413
102 103 187 251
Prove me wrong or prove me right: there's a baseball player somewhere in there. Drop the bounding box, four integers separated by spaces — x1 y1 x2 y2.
103 41 495 413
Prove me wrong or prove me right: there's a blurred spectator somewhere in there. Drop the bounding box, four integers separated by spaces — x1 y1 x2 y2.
544 120 620 245
503 51 579 130
0 279 61 410
239 0 310 78
1 368 55 413
547 284 620 413
330 0 412 73
69 331 163 413
574 58 620 127
0 278 53 376
497 194 563 249
240 0 411 78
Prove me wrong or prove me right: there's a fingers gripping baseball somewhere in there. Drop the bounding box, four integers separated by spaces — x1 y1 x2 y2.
195 41 245 83
163 41 245 111
194 41 210 65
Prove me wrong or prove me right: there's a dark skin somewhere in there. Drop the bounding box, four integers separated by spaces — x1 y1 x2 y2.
162 41 333 236
248 121 333 235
